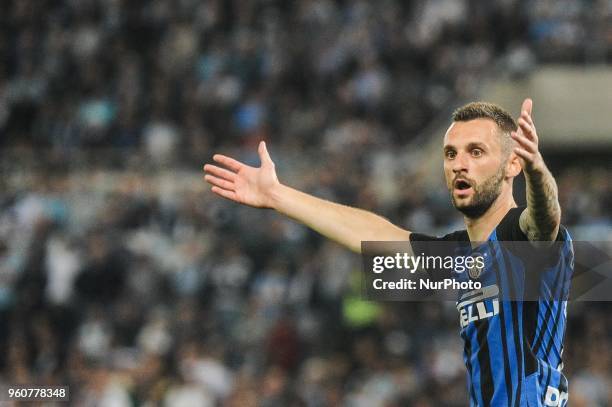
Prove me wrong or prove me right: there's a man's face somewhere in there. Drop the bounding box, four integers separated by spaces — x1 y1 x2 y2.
443 119 508 219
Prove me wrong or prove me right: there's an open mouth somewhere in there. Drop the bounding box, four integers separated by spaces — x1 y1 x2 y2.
454 179 473 194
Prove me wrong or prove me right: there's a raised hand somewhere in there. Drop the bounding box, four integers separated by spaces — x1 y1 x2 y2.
203 141 280 208
512 98 561 241
511 98 545 175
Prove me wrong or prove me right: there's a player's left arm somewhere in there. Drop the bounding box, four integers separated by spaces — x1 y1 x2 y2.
512 98 561 241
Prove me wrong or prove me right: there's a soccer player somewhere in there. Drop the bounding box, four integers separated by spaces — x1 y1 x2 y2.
203 99 573 407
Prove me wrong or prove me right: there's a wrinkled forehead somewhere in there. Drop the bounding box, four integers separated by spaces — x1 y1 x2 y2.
443 119 503 151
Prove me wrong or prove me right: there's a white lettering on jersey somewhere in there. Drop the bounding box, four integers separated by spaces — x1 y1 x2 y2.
544 386 568 407
458 299 499 328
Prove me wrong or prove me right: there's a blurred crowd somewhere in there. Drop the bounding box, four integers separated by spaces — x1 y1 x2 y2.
0 0 611 406
529 0 612 63
1 0 532 155
3 0 612 151
3 0 611 158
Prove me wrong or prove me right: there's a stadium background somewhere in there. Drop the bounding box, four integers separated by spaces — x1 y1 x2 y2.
1 0 610 405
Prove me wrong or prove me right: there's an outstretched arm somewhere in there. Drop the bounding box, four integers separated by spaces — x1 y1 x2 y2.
203 141 411 253
512 99 561 241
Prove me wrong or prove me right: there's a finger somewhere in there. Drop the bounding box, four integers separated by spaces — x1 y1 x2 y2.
514 146 534 162
258 141 274 166
521 98 533 116
211 186 238 202
522 110 535 127
204 174 235 191
512 132 537 153
213 154 245 172
517 118 538 143
512 129 537 149
203 164 236 182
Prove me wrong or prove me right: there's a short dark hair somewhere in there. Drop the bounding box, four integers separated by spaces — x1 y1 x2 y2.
452 102 517 155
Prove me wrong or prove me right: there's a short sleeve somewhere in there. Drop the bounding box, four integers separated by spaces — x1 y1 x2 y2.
495 206 570 244
495 207 528 241
494 206 572 269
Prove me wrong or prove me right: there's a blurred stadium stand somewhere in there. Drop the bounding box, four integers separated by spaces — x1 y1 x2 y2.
0 0 610 405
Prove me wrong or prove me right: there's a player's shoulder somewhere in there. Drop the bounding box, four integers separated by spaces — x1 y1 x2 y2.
410 207 571 243
495 206 572 243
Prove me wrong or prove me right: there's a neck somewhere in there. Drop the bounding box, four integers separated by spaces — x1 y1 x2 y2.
464 189 516 242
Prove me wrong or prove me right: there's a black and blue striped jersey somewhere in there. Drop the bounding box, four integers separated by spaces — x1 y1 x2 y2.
410 207 574 407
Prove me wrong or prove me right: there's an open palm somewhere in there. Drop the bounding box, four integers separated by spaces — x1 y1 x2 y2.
203 141 280 208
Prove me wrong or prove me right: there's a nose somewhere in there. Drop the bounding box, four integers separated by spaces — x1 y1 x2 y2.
452 151 469 174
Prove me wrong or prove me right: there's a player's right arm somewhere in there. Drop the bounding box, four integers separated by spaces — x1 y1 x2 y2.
203 141 411 253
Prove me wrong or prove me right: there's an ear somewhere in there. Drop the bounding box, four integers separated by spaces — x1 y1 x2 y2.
505 152 522 179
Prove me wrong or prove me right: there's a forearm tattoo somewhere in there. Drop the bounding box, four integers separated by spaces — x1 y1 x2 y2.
521 168 561 241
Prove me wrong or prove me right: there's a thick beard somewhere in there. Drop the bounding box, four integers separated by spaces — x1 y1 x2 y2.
452 167 505 219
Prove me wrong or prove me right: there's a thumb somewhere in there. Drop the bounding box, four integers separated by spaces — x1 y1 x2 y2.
258 141 274 166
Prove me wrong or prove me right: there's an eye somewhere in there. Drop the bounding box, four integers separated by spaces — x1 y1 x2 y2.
445 150 456 159
471 148 483 157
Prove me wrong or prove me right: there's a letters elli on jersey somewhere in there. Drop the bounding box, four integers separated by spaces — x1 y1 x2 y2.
456 285 499 328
